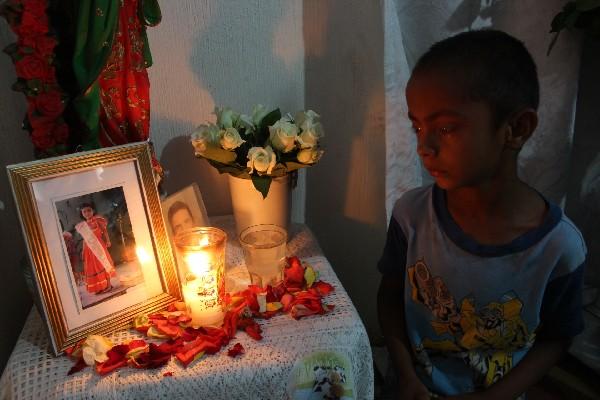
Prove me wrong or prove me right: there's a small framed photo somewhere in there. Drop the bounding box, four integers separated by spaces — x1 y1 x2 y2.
161 183 209 240
7 143 181 355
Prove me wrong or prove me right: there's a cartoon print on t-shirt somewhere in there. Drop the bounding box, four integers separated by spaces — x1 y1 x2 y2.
407 259 534 389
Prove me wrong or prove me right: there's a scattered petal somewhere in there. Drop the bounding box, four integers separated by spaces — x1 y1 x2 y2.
304 264 317 288
227 343 245 357
67 358 87 375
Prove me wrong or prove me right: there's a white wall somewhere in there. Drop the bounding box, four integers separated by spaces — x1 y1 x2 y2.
0 26 35 373
303 0 387 339
148 0 306 219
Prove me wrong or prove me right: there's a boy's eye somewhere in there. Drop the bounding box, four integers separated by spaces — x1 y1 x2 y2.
411 126 422 135
437 125 456 136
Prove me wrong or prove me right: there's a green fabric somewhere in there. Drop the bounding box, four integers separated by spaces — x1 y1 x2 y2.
140 0 161 68
72 0 119 93
140 0 161 26
72 0 119 150
71 0 161 150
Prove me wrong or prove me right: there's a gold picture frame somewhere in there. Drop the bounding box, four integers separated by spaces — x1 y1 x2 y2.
7 143 181 355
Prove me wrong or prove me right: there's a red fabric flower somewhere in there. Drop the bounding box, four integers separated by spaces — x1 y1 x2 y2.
34 91 64 119
20 35 57 57
52 123 69 143
14 54 48 80
30 130 55 149
18 9 48 36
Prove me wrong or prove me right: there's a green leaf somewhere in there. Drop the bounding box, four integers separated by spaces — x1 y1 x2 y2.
304 265 317 288
284 161 310 172
251 174 272 199
2 42 17 56
564 9 582 29
198 145 237 164
11 80 27 93
205 159 250 177
255 108 281 146
576 0 600 11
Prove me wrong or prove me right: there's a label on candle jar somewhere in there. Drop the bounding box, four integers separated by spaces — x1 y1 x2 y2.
182 260 225 327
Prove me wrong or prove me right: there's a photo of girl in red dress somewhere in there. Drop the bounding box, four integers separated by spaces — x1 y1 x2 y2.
76 202 116 294
56 186 145 309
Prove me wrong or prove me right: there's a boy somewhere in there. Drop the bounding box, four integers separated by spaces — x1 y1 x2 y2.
377 30 586 399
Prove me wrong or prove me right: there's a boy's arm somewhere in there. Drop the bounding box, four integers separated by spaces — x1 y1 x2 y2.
378 274 430 399
484 338 568 400
443 338 568 400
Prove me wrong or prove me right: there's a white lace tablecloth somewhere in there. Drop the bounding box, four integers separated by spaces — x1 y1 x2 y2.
0 217 373 400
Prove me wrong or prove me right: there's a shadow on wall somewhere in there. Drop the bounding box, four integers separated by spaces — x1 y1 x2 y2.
303 0 386 338
566 37 600 291
160 133 232 216
154 0 304 217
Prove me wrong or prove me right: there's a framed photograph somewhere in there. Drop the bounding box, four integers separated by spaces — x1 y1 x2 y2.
161 183 209 241
7 143 181 355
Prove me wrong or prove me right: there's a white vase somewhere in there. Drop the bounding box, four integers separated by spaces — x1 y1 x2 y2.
228 174 291 237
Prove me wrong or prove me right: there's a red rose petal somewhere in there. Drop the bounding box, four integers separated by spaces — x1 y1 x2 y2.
163 371 174 377
244 321 263 341
284 256 305 287
313 281 334 296
67 358 87 375
227 343 245 357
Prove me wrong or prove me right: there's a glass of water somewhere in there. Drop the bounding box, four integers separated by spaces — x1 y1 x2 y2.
239 224 287 288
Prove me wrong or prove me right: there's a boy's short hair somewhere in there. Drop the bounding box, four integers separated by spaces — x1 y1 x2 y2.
413 29 539 128
168 201 192 223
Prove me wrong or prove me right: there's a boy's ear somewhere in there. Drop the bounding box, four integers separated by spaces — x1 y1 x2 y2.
505 108 538 150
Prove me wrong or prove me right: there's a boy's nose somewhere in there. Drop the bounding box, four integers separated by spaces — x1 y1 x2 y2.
416 130 438 157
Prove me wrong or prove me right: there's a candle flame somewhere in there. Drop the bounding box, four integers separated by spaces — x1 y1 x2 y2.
184 251 210 275
199 236 210 246
136 246 152 264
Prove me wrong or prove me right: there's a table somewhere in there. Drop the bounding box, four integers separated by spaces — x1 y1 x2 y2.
0 216 374 399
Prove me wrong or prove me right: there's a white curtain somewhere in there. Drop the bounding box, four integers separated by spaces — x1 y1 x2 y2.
384 0 583 220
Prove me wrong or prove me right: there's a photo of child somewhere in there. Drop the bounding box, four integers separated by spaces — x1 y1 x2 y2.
55 186 146 309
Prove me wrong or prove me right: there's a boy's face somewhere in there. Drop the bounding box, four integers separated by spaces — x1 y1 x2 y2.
406 71 507 191
170 208 194 236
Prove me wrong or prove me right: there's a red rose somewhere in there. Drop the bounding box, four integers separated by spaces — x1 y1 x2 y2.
22 0 47 17
18 9 49 37
28 110 54 130
31 130 55 150
52 123 69 143
34 91 64 118
15 54 47 80
20 35 56 57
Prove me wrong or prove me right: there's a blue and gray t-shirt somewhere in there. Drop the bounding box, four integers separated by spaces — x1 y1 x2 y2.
378 184 586 396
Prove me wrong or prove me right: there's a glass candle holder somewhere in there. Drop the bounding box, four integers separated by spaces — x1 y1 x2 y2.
239 224 287 288
175 227 226 327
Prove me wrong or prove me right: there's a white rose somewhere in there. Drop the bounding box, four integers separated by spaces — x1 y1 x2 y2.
269 119 298 153
214 106 239 128
294 110 320 130
247 146 276 175
251 104 270 126
297 122 324 149
191 124 219 155
81 335 113 366
219 127 245 150
297 148 323 164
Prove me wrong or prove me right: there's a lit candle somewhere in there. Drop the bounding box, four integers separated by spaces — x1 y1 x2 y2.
175 227 226 327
